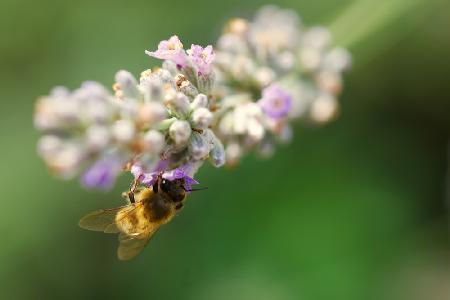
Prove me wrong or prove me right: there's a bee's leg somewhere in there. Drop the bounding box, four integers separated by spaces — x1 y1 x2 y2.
128 191 135 204
121 191 135 204
130 178 139 193
122 178 139 204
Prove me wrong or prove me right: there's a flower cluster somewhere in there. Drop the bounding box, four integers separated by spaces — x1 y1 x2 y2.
34 6 350 191
213 5 351 163
35 42 223 190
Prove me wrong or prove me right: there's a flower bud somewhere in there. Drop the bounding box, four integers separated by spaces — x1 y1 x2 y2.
303 26 331 49
139 75 163 102
169 120 191 145
323 47 352 72
138 102 167 125
142 130 165 154
299 47 322 71
115 70 140 99
191 107 213 129
225 143 241 165
112 119 136 144
226 18 249 35
188 132 210 160
85 125 110 151
83 100 112 124
255 67 275 87
156 68 175 85
37 135 62 159
197 71 215 94
191 94 208 110
310 93 338 123
48 144 85 179
208 134 225 167
317 71 342 95
164 91 190 118
175 74 198 98
247 118 265 142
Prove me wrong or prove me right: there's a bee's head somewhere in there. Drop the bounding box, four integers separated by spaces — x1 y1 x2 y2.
153 177 186 202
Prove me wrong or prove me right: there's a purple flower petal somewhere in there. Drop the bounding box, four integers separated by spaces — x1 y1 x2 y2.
81 156 122 191
130 161 199 191
161 167 198 190
187 44 215 75
258 84 292 119
145 35 188 68
140 173 158 186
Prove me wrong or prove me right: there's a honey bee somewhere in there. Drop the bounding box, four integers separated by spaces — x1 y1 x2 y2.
79 175 189 260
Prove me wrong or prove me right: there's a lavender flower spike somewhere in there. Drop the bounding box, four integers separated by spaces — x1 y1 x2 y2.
258 84 292 120
145 35 187 67
187 44 215 75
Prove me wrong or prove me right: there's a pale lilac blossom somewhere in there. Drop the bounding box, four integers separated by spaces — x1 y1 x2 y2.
187 45 215 75
258 84 292 120
145 35 188 68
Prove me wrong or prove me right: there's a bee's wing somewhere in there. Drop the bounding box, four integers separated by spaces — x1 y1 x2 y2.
117 229 159 261
79 206 135 233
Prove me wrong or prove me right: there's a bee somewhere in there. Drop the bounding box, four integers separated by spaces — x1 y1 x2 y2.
79 175 189 260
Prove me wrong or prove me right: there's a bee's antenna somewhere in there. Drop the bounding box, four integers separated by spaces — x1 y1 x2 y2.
185 187 208 192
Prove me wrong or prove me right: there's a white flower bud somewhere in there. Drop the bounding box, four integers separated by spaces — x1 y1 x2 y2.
138 102 167 125
85 125 110 151
310 93 338 123
83 100 112 124
225 143 242 164
303 26 331 49
112 119 136 144
299 47 322 71
277 51 295 70
191 107 213 129
48 144 85 179
162 60 179 75
50 86 70 97
175 74 198 98
188 132 210 160
218 112 235 136
247 118 265 142
191 94 208 110
317 71 342 95
156 68 175 84
209 136 225 167
169 120 191 145
197 71 215 94
115 70 140 99
142 130 165 154
37 135 62 159
323 47 352 72
233 106 247 135
164 91 190 118
34 97 80 130
139 76 163 102
117 100 139 119
255 67 275 87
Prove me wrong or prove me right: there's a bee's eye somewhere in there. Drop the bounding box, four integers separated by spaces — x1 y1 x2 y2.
160 179 170 193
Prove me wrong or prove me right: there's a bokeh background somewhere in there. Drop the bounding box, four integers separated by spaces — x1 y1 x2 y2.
1 0 449 299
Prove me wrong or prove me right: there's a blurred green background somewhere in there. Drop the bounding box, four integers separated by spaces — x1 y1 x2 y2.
1 0 450 299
